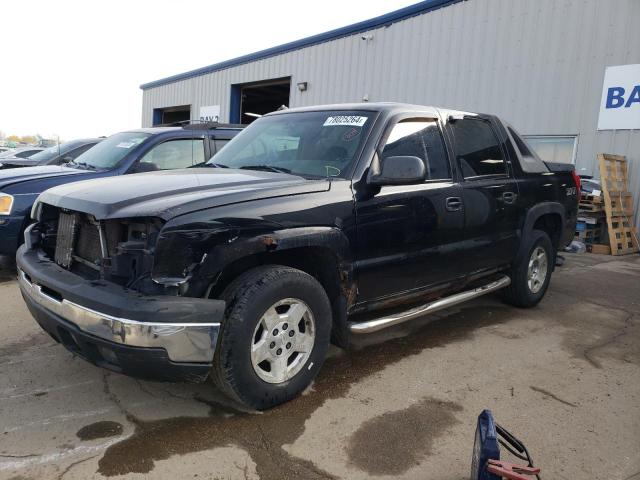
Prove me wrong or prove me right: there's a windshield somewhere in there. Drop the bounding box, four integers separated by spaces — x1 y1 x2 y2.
29 141 82 164
209 110 376 178
0 148 38 159
69 132 150 170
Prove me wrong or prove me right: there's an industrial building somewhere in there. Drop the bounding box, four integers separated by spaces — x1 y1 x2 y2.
140 0 640 227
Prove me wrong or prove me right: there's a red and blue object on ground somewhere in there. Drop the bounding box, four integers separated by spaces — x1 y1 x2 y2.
470 409 541 480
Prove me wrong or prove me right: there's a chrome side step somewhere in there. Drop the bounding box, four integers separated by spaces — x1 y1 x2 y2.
349 275 511 334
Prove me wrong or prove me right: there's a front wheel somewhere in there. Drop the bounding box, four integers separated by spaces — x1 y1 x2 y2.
503 229 554 308
211 265 332 410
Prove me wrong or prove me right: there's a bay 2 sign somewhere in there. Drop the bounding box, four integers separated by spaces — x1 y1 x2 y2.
598 64 640 130
199 105 221 123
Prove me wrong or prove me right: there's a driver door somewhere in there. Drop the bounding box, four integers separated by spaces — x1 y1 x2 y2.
353 117 465 305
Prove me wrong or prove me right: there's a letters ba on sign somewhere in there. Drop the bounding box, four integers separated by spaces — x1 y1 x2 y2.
199 105 221 123
597 64 640 130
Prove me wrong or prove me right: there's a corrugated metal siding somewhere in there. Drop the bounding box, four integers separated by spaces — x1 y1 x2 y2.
142 0 640 230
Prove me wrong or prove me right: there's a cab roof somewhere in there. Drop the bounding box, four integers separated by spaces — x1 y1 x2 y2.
266 102 483 119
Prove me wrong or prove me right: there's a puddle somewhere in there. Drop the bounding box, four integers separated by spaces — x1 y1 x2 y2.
77 421 123 441
97 303 513 478
346 397 462 475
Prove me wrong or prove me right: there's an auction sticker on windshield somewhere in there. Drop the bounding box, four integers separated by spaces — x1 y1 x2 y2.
116 138 145 149
323 115 368 127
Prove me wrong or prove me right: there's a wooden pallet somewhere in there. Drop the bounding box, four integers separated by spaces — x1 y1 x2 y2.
587 244 611 255
578 202 604 213
597 154 639 255
579 192 604 214
581 193 603 204
575 229 602 243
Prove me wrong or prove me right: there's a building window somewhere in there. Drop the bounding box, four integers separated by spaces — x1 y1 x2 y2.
523 136 577 164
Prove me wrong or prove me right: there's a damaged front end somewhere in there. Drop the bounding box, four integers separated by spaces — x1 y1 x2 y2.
31 202 168 294
18 202 226 380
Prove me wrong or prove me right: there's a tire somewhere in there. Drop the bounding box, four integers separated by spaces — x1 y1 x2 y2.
503 229 554 308
211 265 332 410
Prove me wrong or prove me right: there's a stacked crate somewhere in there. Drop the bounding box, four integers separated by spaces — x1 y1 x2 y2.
576 192 608 253
597 154 639 255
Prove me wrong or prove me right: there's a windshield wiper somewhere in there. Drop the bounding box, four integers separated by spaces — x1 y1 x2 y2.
204 162 229 168
69 161 97 171
240 165 292 174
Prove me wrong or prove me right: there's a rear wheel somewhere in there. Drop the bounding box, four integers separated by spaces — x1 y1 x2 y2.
211 265 331 409
503 229 554 308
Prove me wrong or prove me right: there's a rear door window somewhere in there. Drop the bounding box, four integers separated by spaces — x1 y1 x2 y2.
214 139 231 155
449 118 507 178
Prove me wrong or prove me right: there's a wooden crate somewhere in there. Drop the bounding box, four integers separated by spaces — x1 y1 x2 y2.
578 202 604 213
579 192 604 214
581 193 603 204
575 218 604 245
597 153 639 256
608 217 638 255
575 228 602 243
587 244 611 255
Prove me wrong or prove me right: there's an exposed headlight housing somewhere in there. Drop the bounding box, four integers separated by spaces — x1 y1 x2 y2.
0 194 14 215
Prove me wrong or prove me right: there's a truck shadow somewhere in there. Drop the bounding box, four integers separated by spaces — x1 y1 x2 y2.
0 255 17 283
95 300 514 479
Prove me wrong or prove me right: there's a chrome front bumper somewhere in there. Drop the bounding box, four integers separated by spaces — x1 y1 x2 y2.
18 269 219 363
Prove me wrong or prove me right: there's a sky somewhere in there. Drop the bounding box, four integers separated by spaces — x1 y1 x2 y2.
0 0 418 141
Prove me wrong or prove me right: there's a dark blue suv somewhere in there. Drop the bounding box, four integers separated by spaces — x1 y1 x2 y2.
0 124 243 256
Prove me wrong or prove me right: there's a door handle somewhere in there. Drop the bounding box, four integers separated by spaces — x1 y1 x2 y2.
445 196 463 212
502 191 517 204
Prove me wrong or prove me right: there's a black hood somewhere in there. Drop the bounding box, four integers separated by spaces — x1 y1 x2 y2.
37 168 331 220
0 165 88 189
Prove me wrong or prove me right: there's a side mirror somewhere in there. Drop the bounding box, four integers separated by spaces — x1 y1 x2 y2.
368 155 426 185
130 162 159 173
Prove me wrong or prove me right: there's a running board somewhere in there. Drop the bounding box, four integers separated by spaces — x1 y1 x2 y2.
349 275 511 334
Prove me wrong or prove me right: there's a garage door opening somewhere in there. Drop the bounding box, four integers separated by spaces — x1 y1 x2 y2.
152 105 191 126
231 78 291 124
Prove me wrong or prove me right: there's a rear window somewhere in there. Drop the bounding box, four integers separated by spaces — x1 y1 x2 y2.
449 117 507 178
507 126 549 173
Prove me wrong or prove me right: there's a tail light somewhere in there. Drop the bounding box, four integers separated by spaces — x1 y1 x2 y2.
571 170 581 198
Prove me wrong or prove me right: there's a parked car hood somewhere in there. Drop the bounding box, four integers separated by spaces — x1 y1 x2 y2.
37 168 331 221
0 158 39 169
0 165 88 189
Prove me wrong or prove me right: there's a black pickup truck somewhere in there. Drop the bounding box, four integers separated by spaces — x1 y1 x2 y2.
17 103 579 409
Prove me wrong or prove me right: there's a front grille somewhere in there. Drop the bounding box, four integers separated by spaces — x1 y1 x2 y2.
54 212 78 268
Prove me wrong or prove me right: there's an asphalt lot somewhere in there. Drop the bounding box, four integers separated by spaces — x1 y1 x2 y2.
0 253 639 480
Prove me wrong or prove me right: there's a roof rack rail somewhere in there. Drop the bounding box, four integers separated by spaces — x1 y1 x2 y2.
182 121 246 130
154 120 246 129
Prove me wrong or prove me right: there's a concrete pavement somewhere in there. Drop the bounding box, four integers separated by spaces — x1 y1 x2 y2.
0 253 639 479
